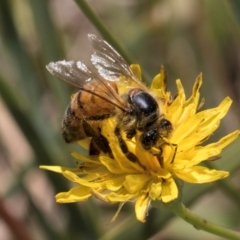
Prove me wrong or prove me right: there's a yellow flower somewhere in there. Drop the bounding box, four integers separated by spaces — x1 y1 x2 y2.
40 65 239 222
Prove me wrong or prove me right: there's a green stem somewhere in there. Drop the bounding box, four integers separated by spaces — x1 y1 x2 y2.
171 202 240 240
74 0 134 64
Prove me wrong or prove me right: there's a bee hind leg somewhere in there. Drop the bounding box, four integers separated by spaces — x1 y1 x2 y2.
89 135 113 158
82 120 112 156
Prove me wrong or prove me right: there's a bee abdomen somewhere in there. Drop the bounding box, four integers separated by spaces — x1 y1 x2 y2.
61 104 111 143
61 105 87 143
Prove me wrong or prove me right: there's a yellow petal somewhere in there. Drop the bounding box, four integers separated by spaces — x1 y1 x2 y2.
39 165 82 174
130 64 142 80
161 179 178 203
77 137 91 150
166 80 185 123
150 65 167 93
170 76 202 125
135 141 161 170
177 120 219 151
105 176 126 191
123 174 150 194
99 156 123 173
206 130 240 150
149 182 162 200
172 97 232 146
174 166 229 183
151 168 172 179
106 191 134 203
199 97 232 130
184 74 202 113
214 97 232 119
90 189 109 203
62 170 102 188
56 186 91 203
100 156 138 174
191 73 202 100
182 148 221 167
135 192 150 222
172 111 207 143
71 152 101 164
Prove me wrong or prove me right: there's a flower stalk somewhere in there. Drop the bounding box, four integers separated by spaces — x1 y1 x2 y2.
168 202 240 240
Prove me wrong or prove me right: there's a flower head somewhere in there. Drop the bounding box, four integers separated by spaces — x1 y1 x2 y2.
40 65 239 222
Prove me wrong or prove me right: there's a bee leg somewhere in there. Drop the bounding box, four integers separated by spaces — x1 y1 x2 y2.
89 140 100 155
89 136 113 158
140 129 159 150
156 148 164 168
126 129 136 139
114 127 138 162
170 143 178 163
164 142 178 164
82 120 112 156
93 135 113 157
152 143 177 166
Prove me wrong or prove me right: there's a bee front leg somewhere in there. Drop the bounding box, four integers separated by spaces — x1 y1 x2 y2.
156 148 164 168
169 143 178 164
114 127 138 162
140 129 159 150
126 128 136 139
158 141 178 164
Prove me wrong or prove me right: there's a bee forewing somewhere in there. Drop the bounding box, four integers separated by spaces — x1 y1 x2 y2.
88 34 139 82
46 60 95 88
90 53 122 81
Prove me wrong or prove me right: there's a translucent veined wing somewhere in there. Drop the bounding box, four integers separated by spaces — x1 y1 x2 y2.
89 34 147 90
46 60 95 88
46 60 126 111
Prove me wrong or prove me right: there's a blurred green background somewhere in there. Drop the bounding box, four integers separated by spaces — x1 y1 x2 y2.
0 0 240 239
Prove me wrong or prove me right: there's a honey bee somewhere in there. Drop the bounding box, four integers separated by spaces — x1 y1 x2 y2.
46 34 174 163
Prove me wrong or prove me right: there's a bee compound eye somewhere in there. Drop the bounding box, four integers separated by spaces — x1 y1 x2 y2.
129 89 158 116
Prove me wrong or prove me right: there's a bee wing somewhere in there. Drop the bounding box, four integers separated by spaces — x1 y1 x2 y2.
89 34 146 88
46 60 127 111
46 60 96 89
